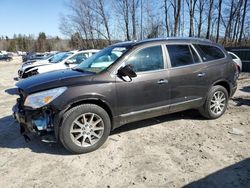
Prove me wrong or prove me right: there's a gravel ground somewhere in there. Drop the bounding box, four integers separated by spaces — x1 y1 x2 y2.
0 57 249 188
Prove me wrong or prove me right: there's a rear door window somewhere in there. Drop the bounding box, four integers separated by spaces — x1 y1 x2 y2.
194 44 225 62
166 45 199 67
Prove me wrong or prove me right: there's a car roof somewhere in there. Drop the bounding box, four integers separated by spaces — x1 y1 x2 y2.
71 49 100 54
111 37 216 48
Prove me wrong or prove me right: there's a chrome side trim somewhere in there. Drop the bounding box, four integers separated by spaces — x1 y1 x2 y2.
120 97 202 118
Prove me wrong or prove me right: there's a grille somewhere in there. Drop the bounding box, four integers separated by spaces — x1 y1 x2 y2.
17 88 27 106
18 70 23 78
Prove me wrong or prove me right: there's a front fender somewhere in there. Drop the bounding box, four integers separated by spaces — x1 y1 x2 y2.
52 94 115 140
51 80 116 111
53 92 113 111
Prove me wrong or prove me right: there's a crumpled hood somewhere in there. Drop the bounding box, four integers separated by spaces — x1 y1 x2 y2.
16 69 94 94
21 60 51 71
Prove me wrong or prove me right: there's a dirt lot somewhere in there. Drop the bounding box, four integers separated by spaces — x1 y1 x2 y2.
0 57 250 188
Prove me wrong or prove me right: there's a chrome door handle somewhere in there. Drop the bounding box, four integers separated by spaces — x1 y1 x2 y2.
157 79 168 84
197 73 206 77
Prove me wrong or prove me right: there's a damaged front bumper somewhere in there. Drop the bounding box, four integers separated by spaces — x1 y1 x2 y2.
12 100 59 143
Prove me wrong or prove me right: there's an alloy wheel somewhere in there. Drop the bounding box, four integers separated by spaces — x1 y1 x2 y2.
210 91 226 115
70 113 104 147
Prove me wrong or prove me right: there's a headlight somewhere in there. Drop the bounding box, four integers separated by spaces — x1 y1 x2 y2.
24 87 67 109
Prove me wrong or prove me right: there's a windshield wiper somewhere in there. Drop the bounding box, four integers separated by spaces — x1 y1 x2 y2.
71 68 95 74
71 67 88 73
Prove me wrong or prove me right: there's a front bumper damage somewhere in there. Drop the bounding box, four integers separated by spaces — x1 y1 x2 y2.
18 69 23 78
12 98 58 143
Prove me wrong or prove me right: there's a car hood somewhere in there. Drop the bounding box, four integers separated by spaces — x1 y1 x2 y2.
16 69 94 94
21 60 51 70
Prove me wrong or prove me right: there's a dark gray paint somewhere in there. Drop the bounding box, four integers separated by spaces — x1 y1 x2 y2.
14 38 238 133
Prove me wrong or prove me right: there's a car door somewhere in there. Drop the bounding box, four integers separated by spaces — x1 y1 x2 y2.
116 45 171 124
165 44 208 112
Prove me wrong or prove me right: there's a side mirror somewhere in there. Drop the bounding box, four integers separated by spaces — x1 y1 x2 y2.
65 60 74 65
117 64 137 79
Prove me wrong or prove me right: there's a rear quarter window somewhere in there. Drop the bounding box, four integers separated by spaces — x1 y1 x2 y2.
194 44 225 62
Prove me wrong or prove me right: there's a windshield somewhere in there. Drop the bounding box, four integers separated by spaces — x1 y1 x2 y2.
75 46 129 73
43 53 54 60
50 52 72 63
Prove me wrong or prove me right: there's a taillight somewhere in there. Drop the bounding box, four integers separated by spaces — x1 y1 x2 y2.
233 62 238 70
233 62 239 80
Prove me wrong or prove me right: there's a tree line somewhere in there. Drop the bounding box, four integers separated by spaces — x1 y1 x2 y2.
0 33 69 52
60 0 250 47
0 32 117 52
0 0 249 52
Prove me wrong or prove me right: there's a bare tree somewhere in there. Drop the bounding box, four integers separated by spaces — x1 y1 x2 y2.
60 0 112 46
140 0 143 39
164 0 170 36
114 0 130 40
238 0 248 45
196 0 206 37
170 0 182 36
92 0 112 44
181 0 185 36
186 0 197 37
56 0 250 48
231 0 243 44
131 0 139 40
59 0 96 48
216 0 222 42
223 0 235 43
206 0 214 39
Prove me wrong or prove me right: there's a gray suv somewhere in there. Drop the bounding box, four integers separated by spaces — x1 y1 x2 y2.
13 38 237 154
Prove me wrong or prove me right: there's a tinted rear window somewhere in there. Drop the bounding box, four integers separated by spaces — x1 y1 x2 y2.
194 44 225 62
167 45 199 67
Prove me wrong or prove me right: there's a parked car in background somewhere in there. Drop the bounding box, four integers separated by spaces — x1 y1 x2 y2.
19 52 71 78
13 38 238 154
22 52 49 62
18 49 99 78
18 53 57 77
21 53 56 66
0 54 13 61
17 51 27 56
0 50 8 55
228 51 242 72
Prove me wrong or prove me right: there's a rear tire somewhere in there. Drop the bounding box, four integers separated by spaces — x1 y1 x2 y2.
199 85 229 119
59 104 111 154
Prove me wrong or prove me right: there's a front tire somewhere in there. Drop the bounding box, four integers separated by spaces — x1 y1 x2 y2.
199 85 229 119
60 104 111 154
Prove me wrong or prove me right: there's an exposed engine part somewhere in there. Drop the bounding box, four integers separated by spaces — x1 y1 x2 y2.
32 117 49 131
31 109 54 132
22 69 38 78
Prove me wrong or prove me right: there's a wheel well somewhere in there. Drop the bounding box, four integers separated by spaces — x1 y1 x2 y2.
67 99 113 127
214 81 230 95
